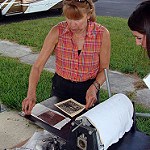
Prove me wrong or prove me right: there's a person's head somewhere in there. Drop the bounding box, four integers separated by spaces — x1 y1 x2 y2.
128 0 150 58
63 0 96 33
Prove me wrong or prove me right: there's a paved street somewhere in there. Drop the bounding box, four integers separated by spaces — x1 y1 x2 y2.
95 0 142 18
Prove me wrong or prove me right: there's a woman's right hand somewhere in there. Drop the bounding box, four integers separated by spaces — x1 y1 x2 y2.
22 96 36 115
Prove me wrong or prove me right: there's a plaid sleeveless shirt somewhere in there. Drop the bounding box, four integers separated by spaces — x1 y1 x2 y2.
54 21 104 82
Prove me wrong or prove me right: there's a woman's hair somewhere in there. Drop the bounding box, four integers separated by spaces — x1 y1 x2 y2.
63 0 96 22
128 0 150 58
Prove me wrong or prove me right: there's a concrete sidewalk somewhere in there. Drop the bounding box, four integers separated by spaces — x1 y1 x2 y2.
0 40 150 149
0 109 42 149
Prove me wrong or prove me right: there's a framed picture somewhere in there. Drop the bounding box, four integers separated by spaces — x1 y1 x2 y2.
55 98 85 117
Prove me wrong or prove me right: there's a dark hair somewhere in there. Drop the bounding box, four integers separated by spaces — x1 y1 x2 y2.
63 0 96 22
128 0 150 58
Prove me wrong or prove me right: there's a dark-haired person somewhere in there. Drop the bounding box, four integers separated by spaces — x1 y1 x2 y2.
22 0 111 115
128 0 150 58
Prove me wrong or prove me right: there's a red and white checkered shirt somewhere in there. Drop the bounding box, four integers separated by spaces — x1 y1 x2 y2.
54 21 104 82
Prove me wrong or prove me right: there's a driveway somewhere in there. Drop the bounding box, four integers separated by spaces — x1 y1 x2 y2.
95 0 142 18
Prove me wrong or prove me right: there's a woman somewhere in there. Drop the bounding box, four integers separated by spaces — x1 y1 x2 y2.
22 0 111 115
128 0 150 58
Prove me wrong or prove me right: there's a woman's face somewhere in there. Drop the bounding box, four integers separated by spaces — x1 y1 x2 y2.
132 31 147 49
66 13 89 34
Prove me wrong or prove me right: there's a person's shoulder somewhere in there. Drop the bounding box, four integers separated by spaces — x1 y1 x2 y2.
94 22 110 36
101 26 110 35
50 25 59 35
50 21 66 32
53 21 68 34
56 21 67 28
90 22 108 32
96 22 108 30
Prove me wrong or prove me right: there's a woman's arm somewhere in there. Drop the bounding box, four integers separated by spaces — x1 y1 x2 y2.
22 25 59 115
86 27 111 109
96 26 111 85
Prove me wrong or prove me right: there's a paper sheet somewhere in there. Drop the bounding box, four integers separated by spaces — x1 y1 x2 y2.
76 93 134 150
31 103 71 130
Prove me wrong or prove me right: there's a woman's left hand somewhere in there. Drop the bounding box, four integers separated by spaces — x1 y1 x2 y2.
85 84 98 109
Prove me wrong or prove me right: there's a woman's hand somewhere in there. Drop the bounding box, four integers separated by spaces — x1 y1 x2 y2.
22 96 36 115
85 84 98 110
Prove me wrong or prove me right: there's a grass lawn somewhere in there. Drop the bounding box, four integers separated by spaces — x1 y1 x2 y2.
0 56 150 135
0 57 52 110
0 16 149 78
0 16 150 135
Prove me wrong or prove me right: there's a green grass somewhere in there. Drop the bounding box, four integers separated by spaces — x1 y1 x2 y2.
135 104 150 135
97 17 150 78
0 57 53 110
0 56 149 135
1 57 149 135
0 16 149 78
0 17 64 51
0 16 150 135
0 56 109 110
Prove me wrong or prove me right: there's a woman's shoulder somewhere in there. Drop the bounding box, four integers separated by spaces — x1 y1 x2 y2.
96 23 110 37
50 21 68 36
89 22 110 39
56 21 68 28
89 21 109 33
54 21 69 35
96 22 109 31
